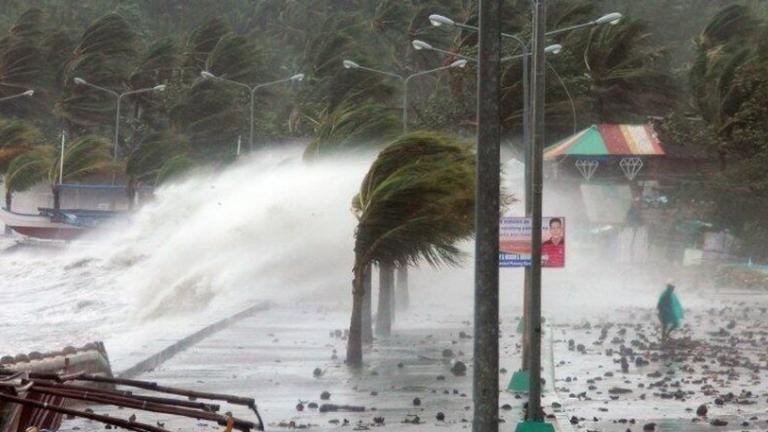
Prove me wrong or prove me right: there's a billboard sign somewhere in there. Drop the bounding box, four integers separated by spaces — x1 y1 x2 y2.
499 217 565 268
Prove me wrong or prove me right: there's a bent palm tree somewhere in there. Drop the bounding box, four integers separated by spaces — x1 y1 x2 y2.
5 135 112 209
347 131 475 366
304 102 400 160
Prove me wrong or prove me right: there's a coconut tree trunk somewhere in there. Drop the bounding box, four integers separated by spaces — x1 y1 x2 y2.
362 264 373 344
52 185 61 211
346 262 366 367
376 261 394 337
395 265 409 312
127 179 137 210
4 190 10 235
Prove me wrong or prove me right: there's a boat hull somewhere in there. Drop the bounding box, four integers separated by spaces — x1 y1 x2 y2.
0 208 84 240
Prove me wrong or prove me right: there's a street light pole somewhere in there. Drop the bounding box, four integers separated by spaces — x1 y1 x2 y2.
343 58 467 316
74 78 166 161
528 0 547 422
474 0 502 430
201 71 305 151
428 8 621 382
342 59 466 133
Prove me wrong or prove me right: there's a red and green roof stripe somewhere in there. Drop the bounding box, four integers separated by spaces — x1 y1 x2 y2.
544 124 665 160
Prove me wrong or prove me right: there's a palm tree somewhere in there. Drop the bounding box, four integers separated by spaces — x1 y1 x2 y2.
156 154 195 185
125 130 187 205
5 135 112 210
347 131 475 366
303 102 400 160
0 119 46 209
567 18 678 123
58 13 139 132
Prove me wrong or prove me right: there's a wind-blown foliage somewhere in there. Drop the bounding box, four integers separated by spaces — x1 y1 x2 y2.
5 135 111 192
58 13 139 130
156 154 195 185
304 103 400 160
126 130 186 185
347 131 475 365
0 119 45 171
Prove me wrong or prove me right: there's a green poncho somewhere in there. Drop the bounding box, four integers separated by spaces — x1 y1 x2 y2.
657 286 684 330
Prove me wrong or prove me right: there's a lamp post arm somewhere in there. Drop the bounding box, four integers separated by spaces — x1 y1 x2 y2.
119 87 163 98
0 92 32 103
351 65 404 81
80 81 119 98
401 64 459 133
440 16 605 41
421 45 475 62
207 75 252 92
252 76 299 92
545 20 598 37
404 63 457 82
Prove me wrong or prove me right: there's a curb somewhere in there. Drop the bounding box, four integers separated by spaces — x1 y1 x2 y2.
118 301 272 379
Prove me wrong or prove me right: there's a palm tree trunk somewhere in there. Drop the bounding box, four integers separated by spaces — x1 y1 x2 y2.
395 265 409 312
346 262 365 367
376 261 394 337
4 190 10 235
362 264 373 344
53 185 61 211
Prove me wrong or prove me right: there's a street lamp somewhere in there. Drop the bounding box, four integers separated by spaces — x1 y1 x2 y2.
0 89 34 103
427 10 622 159
74 78 166 161
200 71 304 151
342 59 467 133
430 7 624 426
412 40 575 134
412 39 561 61
428 12 622 34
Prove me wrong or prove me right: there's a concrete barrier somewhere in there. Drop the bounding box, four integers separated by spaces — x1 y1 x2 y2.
119 302 271 379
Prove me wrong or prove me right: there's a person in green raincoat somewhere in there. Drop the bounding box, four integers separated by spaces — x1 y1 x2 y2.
657 281 684 342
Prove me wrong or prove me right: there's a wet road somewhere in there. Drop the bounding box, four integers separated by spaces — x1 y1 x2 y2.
60 287 768 431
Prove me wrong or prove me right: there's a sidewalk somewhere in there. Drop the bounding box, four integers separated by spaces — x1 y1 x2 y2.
61 305 549 431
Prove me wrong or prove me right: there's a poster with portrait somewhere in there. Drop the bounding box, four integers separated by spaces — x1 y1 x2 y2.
499 217 565 268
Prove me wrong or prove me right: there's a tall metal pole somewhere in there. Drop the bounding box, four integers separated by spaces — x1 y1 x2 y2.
249 88 256 151
521 37 533 372
402 80 408 134
114 94 123 161
59 131 66 185
473 0 501 430
527 0 547 422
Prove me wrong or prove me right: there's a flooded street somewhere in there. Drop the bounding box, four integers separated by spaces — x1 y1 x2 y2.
50 266 768 431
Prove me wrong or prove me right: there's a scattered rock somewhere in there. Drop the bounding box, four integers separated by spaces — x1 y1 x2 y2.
709 419 728 427
450 361 467 376
642 423 655 431
319 404 365 413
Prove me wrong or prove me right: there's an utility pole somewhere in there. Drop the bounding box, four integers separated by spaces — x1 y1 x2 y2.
473 0 502 430
527 0 547 424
